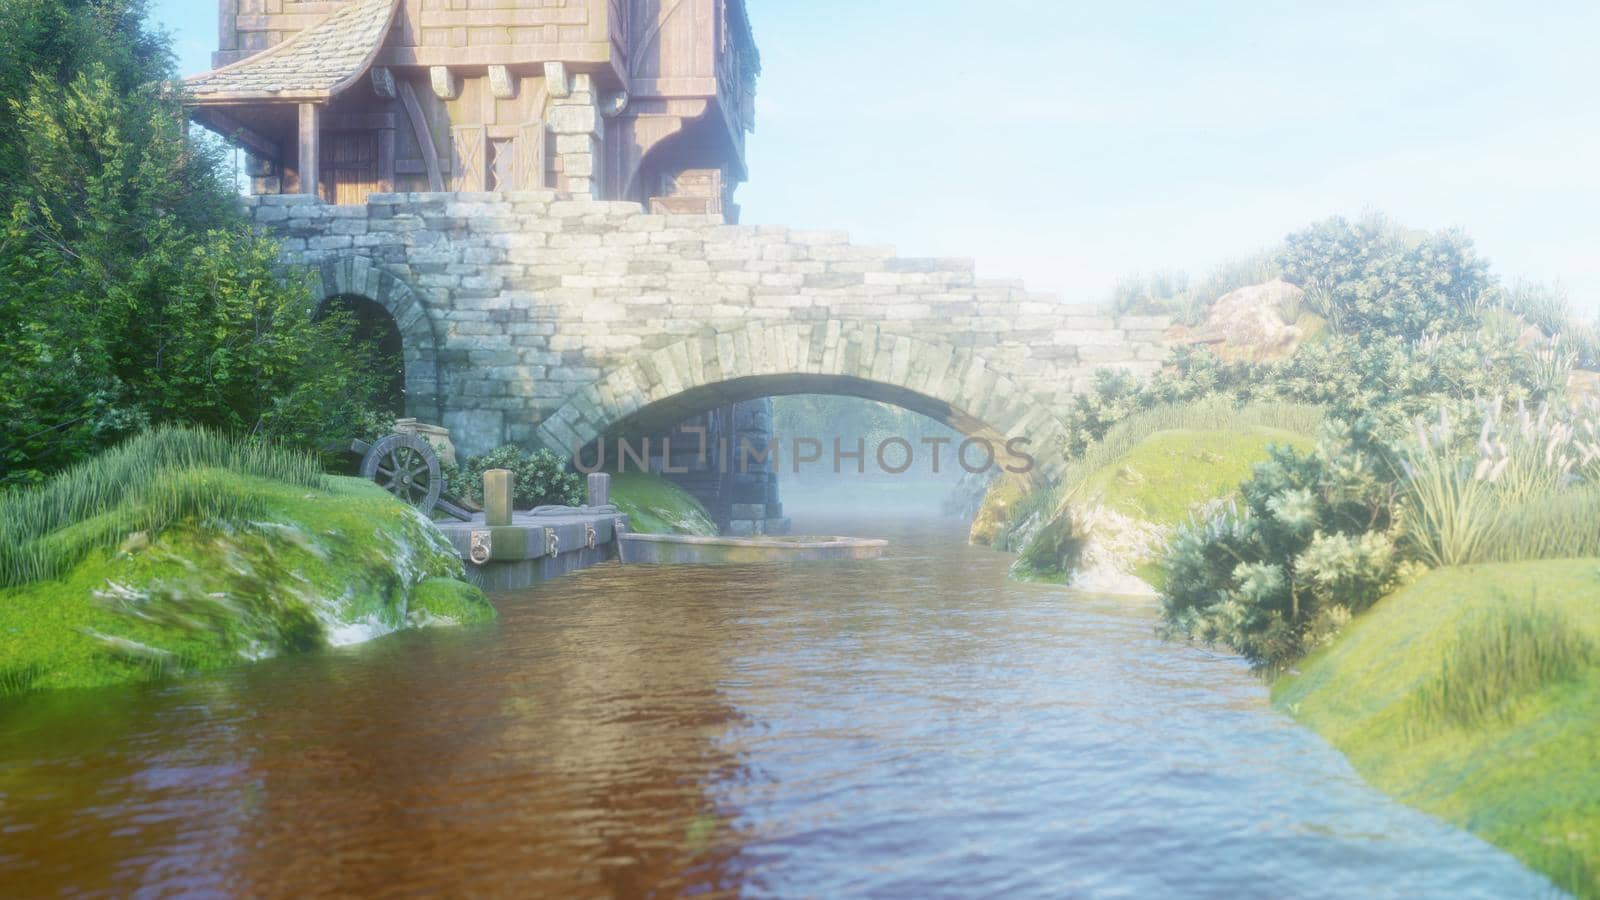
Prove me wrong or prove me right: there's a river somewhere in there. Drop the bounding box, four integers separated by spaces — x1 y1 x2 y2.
0 513 1558 897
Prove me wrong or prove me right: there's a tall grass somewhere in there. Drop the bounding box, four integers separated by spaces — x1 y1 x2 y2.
1486 485 1600 562
1409 600 1595 734
0 427 325 587
1401 399 1600 567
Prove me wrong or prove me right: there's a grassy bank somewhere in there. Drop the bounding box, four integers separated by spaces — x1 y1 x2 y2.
1275 561 1600 896
609 471 718 536
988 401 1324 585
0 429 493 697
1075 425 1315 529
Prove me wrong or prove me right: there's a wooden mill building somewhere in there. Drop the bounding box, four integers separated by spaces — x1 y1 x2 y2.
184 0 759 218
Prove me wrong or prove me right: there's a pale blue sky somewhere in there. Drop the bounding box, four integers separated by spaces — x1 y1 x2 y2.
151 0 1600 313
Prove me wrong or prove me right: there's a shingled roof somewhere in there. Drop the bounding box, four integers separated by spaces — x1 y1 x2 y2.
184 0 400 104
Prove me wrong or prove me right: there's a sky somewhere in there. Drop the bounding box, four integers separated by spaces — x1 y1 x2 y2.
150 0 1600 315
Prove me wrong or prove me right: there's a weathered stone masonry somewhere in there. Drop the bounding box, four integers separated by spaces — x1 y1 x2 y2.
248 191 1170 481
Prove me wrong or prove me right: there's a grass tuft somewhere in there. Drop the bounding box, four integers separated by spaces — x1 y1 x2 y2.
1409 598 1595 734
0 427 324 588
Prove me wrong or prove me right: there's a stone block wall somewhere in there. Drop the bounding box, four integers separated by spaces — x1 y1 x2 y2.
246 191 1171 479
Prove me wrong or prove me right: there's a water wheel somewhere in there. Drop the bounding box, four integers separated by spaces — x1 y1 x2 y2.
358 433 442 512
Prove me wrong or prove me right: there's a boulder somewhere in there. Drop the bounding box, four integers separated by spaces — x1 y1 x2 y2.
1173 279 1311 362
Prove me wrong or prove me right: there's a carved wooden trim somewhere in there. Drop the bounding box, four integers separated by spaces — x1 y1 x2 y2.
515 121 545 190
429 66 458 100
544 61 570 99
451 124 487 191
487 65 516 99
370 66 397 99
397 79 444 191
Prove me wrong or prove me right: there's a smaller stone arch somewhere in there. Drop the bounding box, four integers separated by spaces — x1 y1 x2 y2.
534 321 1075 483
311 256 444 422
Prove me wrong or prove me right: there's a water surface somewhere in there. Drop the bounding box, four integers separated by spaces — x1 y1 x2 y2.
0 516 1557 897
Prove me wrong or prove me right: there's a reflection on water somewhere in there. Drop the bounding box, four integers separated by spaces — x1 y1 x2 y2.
0 515 1557 897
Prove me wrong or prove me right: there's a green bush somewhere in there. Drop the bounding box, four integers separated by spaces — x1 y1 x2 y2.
1158 419 1404 672
445 446 585 510
1277 213 1495 339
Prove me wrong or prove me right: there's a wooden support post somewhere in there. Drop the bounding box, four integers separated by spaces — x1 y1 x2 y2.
297 102 320 196
484 469 513 526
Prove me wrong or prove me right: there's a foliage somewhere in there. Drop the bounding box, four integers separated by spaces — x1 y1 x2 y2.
1058 326 1567 463
1158 419 1404 671
1157 396 1600 671
0 426 325 587
0 0 390 486
1399 400 1600 567
445 445 585 510
1276 213 1495 338
1497 280 1600 370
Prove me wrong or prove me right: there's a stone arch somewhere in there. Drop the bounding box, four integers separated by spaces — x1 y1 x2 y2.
312 256 444 422
534 321 1074 482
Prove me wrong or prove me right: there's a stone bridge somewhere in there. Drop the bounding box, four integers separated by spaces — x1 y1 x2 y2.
247 191 1169 481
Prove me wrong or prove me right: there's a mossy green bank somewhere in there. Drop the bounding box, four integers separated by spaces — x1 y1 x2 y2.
1276 560 1600 897
1 451 493 698
608 471 718 536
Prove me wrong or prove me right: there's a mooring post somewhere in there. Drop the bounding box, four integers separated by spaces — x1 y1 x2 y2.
587 472 610 507
484 468 514 526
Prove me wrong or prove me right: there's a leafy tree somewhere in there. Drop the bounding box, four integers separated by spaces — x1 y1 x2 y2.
0 0 389 485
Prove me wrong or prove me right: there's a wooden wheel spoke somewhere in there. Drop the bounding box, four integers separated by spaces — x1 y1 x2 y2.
359 433 441 511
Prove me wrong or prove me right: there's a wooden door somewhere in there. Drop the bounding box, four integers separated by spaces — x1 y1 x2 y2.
320 132 378 205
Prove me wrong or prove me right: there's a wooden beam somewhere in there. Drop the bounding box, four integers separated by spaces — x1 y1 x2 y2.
193 109 279 160
297 102 320 197
397 80 445 191
377 127 395 194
